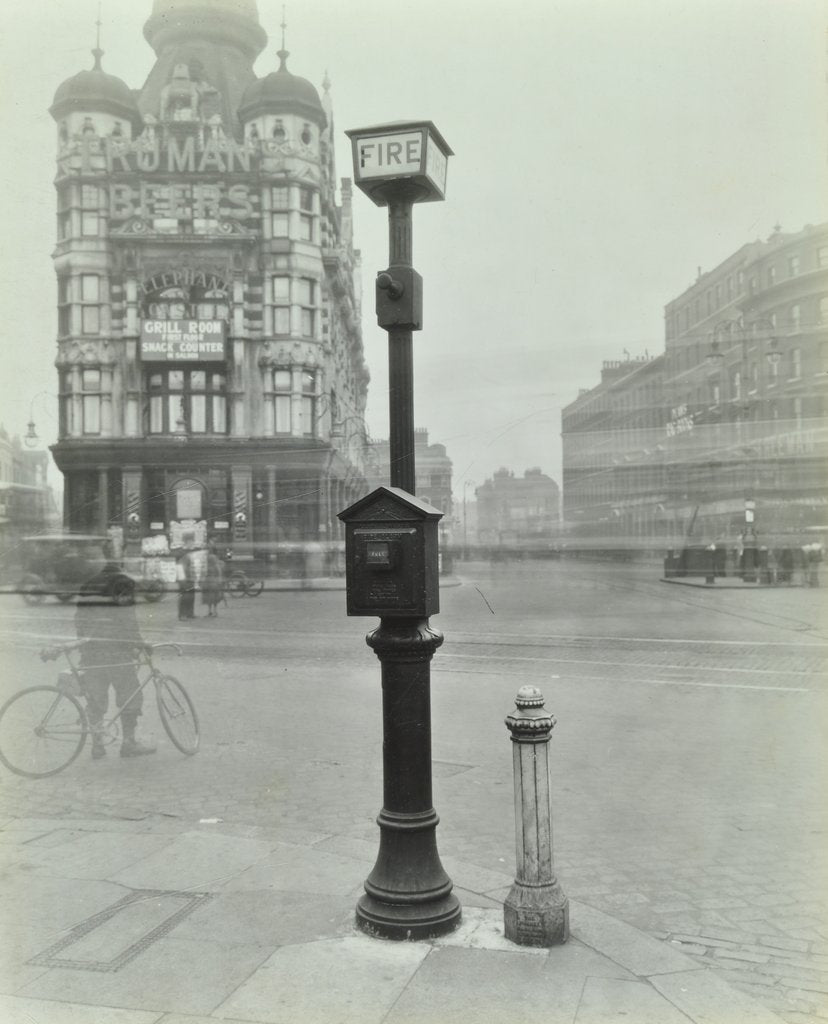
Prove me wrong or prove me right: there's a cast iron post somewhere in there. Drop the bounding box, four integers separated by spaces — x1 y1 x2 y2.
344 122 458 939
504 685 569 946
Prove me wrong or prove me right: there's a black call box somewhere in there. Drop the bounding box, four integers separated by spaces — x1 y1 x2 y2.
338 486 442 618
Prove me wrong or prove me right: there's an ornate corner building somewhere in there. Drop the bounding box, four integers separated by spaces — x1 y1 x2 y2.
49 0 369 557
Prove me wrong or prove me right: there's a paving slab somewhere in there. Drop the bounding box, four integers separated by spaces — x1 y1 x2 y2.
385 943 586 1024
214 934 429 1024
170 890 355 947
576 976 695 1023
652 969 789 1023
17 937 273 1017
13 830 175 879
0 994 163 1024
108 831 277 890
572 899 699 975
440 854 514 894
220 844 369 896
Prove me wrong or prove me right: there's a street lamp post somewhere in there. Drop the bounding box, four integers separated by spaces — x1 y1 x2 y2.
23 392 57 449
342 121 459 940
462 480 475 560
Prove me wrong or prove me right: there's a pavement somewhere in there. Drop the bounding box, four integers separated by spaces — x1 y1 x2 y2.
0 812 789 1024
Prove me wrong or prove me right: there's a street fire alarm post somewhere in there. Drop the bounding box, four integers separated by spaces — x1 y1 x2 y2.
339 121 458 940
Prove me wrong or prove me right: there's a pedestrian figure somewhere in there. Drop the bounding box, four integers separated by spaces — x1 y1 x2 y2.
74 568 156 759
177 549 198 620
201 545 223 617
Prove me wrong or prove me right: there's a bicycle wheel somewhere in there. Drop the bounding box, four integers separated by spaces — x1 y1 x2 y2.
0 686 87 778
227 573 246 598
155 675 199 755
244 577 264 597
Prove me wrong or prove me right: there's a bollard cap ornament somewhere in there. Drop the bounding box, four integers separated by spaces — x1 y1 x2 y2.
505 686 556 741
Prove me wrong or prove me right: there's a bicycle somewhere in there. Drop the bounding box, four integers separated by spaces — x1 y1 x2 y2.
0 641 199 779
225 569 264 598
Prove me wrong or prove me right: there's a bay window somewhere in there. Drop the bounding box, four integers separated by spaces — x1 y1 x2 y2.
273 369 292 433
81 274 101 334
146 368 227 434
272 276 290 335
301 370 316 435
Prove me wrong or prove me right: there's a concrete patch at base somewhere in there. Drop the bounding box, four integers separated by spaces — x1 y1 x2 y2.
651 968 788 1023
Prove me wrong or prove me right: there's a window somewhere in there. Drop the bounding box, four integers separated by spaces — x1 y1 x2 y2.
819 297 828 324
297 278 316 338
731 370 741 401
818 246 828 269
820 341 828 373
272 276 290 335
766 266 776 287
271 187 289 236
82 368 102 434
146 368 227 435
301 370 316 435
298 214 313 241
299 187 314 212
788 254 800 276
273 369 291 433
790 304 801 330
58 277 70 336
791 348 801 379
58 369 72 435
80 274 101 334
81 212 99 236
727 276 734 299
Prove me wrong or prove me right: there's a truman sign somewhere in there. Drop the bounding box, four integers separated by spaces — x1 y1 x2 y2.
140 320 226 361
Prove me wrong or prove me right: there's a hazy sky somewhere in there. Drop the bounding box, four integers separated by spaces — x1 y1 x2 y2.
1 0 826 497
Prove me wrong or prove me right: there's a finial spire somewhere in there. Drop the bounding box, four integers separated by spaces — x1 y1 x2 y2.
92 0 103 70
277 5 289 70
323 69 331 93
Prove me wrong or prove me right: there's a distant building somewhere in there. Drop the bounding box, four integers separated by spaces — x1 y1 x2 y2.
561 222 828 551
368 428 453 520
476 468 560 550
561 355 666 548
48 0 369 558
0 429 60 569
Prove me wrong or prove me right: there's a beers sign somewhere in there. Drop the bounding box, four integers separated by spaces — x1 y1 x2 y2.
140 320 226 361
74 136 256 223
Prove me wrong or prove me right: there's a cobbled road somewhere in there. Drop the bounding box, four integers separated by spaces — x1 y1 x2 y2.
1 559 826 1023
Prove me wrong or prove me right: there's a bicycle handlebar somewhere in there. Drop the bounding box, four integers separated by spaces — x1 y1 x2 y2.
40 640 182 662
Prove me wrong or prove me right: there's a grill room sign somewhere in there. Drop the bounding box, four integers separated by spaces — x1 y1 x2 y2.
140 320 226 361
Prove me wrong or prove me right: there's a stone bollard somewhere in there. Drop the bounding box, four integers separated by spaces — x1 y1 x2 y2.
503 685 569 946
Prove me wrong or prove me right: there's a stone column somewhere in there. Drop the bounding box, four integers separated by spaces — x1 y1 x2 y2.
503 685 569 946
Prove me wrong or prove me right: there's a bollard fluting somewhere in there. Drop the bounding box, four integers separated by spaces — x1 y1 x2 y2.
503 685 569 946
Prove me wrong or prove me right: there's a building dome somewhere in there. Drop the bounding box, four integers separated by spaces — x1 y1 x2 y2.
144 0 266 61
50 50 142 131
238 52 326 127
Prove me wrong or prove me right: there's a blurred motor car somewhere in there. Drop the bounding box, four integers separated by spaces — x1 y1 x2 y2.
16 535 163 605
